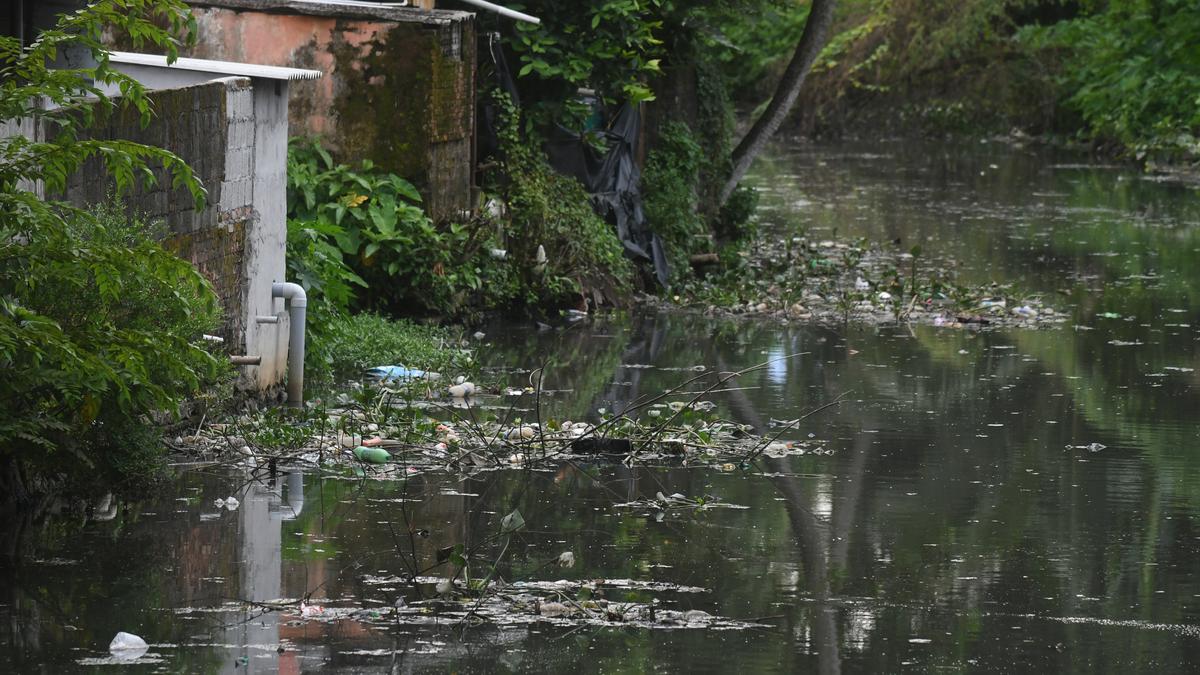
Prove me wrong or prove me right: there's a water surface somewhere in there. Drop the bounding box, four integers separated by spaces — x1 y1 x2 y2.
3 139 1200 673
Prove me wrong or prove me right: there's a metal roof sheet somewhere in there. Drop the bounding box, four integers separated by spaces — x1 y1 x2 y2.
108 51 323 81
288 0 410 8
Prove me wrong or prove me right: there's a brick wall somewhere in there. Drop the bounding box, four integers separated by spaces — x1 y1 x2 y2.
5 71 294 391
63 83 228 234
163 218 248 348
58 79 266 355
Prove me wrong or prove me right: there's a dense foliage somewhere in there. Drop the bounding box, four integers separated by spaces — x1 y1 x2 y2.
718 0 1200 159
490 2 762 280
504 0 668 126
286 141 509 320
0 0 221 502
284 141 508 381
642 121 707 271
488 91 635 307
1021 0 1200 158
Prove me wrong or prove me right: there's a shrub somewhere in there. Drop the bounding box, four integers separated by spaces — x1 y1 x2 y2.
489 91 634 308
308 313 474 383
503 0 666 127
0 0 222 502
1020 0 1200 158
642 121 707 270
0 204 223 499
286 139 516 319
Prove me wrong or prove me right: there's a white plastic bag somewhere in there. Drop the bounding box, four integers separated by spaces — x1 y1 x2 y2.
109 631 148 661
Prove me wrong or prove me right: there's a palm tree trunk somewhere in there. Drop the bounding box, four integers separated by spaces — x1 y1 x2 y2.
719 0 838 206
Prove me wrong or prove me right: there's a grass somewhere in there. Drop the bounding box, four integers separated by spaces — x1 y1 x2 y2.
309 313 475 385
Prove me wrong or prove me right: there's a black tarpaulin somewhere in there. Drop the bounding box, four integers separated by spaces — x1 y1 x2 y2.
544 104 669 286
478 34 669 286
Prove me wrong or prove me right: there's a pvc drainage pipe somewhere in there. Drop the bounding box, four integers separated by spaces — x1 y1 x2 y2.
453 0 540 24
272 282 307 407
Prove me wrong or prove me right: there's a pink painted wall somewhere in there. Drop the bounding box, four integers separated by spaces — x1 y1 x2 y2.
185 4 477 221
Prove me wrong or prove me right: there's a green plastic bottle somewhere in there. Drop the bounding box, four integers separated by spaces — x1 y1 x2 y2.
353 445 390 464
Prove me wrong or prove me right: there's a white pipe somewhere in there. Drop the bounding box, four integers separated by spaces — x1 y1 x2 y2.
272 282 307 407
453 0 540 24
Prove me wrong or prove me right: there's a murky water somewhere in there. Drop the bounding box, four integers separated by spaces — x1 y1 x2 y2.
5 140 1200 673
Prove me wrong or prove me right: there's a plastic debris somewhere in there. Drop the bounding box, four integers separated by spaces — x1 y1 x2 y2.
533 244 547 275
539 601 571 617
558 551 576 568
366 365 428 382
353 445 390 464
505 425 536 441
109 632 148 661
448 381 476 398
299 601 323 618
213 496 239 511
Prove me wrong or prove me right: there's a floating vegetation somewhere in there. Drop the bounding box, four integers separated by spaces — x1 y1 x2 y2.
203 578 770 632
614 491 751 522
173 359 835 476
663 236 1068 329
175 398 828 477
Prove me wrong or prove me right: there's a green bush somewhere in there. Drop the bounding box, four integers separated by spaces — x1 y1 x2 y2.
286 139 516 319
0 0 223 502
1021 0 1200 158
0 203 223 497
489 91 634 307
308 313 474 382
717 184 760 243
503 0 666 126
642 121 706 269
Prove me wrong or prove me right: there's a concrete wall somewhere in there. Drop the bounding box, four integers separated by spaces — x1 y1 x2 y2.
185 0 477 222
51 77 291 391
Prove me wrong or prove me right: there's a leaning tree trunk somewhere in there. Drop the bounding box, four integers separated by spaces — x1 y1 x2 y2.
718 0 838 207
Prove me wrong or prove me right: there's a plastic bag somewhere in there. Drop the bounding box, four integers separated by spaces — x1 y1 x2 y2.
109 632 148 661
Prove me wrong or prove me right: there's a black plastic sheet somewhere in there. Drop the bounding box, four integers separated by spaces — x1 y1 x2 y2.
544 105 669 286
478 34 669 286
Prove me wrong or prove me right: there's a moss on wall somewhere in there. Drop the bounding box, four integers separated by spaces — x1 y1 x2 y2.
329 18 474 220
331 22 433 188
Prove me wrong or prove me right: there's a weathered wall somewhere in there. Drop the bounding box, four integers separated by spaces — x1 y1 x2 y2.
55 76 290 390
186 0 476 221
243 78 291 392
62 80 247 350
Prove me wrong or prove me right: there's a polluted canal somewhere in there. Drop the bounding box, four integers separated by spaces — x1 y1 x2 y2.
4 139 1200 672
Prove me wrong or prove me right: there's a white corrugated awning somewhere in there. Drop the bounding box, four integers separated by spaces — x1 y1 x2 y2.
108 51 323 81
288 0 411 8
